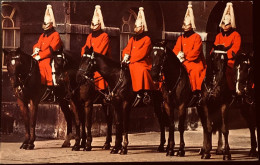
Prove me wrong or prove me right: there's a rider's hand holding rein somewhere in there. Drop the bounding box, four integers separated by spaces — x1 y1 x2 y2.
122 54 130 65
177 51 185 63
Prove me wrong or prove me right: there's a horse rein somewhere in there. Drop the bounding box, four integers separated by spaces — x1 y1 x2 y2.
79 52 124 102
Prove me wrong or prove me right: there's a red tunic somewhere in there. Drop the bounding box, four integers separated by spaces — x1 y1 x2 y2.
173 32 206 91
33 30 62 86
213 30 241 90
122 35 156 92
81 31 111 90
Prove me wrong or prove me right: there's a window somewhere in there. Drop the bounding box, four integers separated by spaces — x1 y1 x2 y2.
1 4 20 71
120 9 137 60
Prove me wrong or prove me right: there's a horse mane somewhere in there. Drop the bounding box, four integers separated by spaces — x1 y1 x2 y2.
63 50 81 70
94 52 121 69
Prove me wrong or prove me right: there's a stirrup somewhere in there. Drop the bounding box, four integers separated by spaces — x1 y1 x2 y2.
143 92 151 105
132 94 142 108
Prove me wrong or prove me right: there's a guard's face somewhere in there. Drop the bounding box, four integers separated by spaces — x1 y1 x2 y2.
134 19 144 34
221 23 232 32
221 14 232 31
182 17 192 31
91 16 101 31
183 24 192 31
42 16 53 30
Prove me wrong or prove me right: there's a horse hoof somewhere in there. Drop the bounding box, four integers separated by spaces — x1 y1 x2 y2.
20 143 28 149
80 142 86 148
199 148 205 155
26 144 35 150
83 146 92 151
157 145 165 152
223 154 231 160
201 153 211 159
166 149 174 156
110 147 120 154
102 143 111 150
72 145 80 151
177 149 185 157
120 147 128 155
216 149 224 155
61 141 71 148
249 149 258 158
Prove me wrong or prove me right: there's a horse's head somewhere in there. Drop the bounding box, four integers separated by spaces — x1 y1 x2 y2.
150 41 167 82
51 48 67 86
210 49 228 86
3 48 29 88
234 51 253 96
76 46 95 84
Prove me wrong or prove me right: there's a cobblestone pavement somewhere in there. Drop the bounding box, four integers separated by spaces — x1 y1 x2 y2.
0 128 258 164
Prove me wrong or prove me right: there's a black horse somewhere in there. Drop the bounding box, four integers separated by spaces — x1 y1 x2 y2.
76 52 114 151
51 49 89 151
234 51 257 157
76 47 163 155
150 41 211 157
3 48 80 150
199 45 234 160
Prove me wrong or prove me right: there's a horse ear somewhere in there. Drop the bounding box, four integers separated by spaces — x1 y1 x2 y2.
15 47 21 54
89 46 93 53
160 40 167 46
3 48 10 55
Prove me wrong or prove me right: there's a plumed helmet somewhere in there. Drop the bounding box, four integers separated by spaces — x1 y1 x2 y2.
91 5 105 30
182 4 196 30
135 7 148 31
219 2 236 28
44 4 56 27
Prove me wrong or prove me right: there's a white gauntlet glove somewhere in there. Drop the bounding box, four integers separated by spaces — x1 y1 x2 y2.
34 55 41 61
122 54 130 64
32 47 40 56
177 51 185 63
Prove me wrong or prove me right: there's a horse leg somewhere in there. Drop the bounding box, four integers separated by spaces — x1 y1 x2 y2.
153 91 165 152
27 99 38 150
221 104 231 160
83 100 93 151
110 104 123 154
177 104 186 157
70 99 81 151
17 98 30 149
239 104 258 157
120 101 131 155
59 99 73 148
216 130 224 155
197 104 212 159
165 101 175 156
102 103 112 150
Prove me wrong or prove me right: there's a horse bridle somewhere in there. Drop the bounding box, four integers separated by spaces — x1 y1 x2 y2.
78 53 96 82
9 55 36 98
152 46 167 82
51 52 67 86
205 51 228 99
235 57 254 105
152 46 182 94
